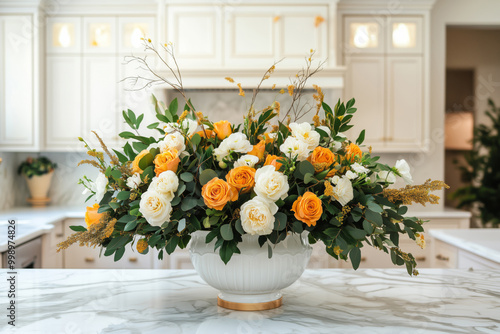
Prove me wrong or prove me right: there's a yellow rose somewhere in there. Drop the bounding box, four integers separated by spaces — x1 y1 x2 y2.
307 146 336 173
291 191 323 227
154 149 180 176
85 203 103 228
264 154 283 171
345 143 362 163
201 177 238 210
132 149 149 175
225 166 256 193
248 140 266 162
213 120 232 140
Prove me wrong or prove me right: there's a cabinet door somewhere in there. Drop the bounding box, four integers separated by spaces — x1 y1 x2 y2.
46 56 83 148
385 57 423 150
343 16 385 56
344 56 385 149
279 6 328 66
167 6 222 68
0 15 35 149
224 7 278 68
83 56 120 147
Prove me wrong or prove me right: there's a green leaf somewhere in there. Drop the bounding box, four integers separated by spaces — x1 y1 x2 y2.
110 169 121 180
118 215 136 223
136 114 144 129
69 225 87 232
220 224 234 241
171 196 181 206
168 98 179 117
199 169 218 185
362 220 374 234
298 160 315 176
124 220 138 231
191 133 201 147
119 131 135 139
180 172 194 183
113 149 129 164
356 130 365 145
138 153 154 170
304 173 317 184
345 225 366 240
181 197 198 211
350 247 361 270
365 209 383 226
177 218 186 232
114 247 125 261
235 219 245 235
268 243 273 259
398 206 408 215
166 235 179 254
274 212 287 231
147 122 160 129
367 202 383 213
117 191 130 201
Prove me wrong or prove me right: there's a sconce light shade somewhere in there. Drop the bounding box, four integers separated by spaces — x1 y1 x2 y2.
350 23 379 49
392 23 417 48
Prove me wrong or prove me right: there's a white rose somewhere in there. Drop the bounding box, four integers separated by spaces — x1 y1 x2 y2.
395 159 413 185
213 141 231 162
331 141 342 152
181 118 198 137
225 132 253 153
234 154 260 168
331 175 340 185
315 126 331 137
254 165 289 202
279 137 310 161
164 122 181 133
345 170 358 180
126 173 142 190
149 170 179 201
92 172 108 202
332 176 354 207
240 196 278 235
289 122 320 150
139 190 172 227
159 132 186 154
377 171 396 184
351 162 370 175
146 142 159 151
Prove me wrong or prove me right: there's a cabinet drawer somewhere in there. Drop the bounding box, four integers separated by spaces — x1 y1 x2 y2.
458 250 500 270
432 240 458 268
64 245 152 269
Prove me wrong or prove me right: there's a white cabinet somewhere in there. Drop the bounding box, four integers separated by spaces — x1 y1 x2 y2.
46 17 82 54
167 6 223 68
41 220 65 268
342 13 428 152
46 56 83 148
344 56 385 147
0 15 36 150
82 17 117 54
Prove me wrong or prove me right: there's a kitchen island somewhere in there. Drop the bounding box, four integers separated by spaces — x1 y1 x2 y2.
1 268 498 333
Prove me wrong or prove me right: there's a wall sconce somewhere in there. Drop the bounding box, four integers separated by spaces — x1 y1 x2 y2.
90 23 111 47
445 112 474 150
53 23 74 48
392 23 416 48
123 23 149 49
350 23 378 49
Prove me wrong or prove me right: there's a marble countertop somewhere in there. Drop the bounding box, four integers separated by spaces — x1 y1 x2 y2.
430 228 500 264
1 268 498 333
0 205 85 252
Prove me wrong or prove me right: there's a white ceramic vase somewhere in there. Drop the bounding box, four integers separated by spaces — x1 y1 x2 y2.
189 230 312 310
24 171 54 207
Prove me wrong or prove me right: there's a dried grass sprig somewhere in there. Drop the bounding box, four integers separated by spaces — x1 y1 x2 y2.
78 159 106 173
92 131 120 166
56 215 114 251
383 179 449 206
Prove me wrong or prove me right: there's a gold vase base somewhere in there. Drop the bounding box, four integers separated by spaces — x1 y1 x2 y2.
27 197 51 207
217 296 282 311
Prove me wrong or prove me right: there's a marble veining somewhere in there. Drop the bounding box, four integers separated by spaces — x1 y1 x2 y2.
1 269 499 333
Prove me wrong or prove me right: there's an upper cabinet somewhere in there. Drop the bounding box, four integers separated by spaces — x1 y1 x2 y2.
166 3 335 69
340 2 433 152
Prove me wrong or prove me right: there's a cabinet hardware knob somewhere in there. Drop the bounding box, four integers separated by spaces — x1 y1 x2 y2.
360 256 367 262
416 256 426 261
129 257 138 263
55 233 64 238
84 257 95 263
436 254 449 261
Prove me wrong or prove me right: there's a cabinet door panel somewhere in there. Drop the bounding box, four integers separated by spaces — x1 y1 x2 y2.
46 17 82 54
83 57 119 147
0 15 34 148
46 56 82 148
386 16 423 55
280 6 328 64
167 6 222 68
386 57 423 149
83 17 117 54
225 7 277 68
344 56 385 149
343 16 385 55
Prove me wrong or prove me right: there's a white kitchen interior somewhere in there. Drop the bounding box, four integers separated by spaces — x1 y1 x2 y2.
2 0 500 271
1 0 500 332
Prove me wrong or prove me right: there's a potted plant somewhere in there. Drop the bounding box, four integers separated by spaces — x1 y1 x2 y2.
18 156 57 207
58 42 447 310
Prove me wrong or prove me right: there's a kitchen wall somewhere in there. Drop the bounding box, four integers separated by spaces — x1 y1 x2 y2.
0 152 17 211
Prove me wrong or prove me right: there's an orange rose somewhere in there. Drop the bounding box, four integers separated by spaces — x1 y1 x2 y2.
345 143 362 163
132 149 149 174
154 149 180 176
248 140 266 161
85 203 103 228
291 191 323 227
201 177 238 210
195 129 215 139
308 146 336 173
225 166 255 193
213 120 232 140
264 154 283 171
259 133 276 144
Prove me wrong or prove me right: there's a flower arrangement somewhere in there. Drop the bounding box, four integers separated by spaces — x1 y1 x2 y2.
58 42 447 276
18 156 57 178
